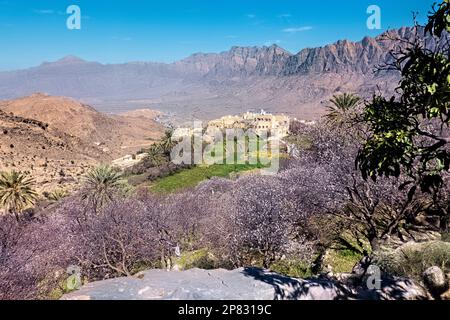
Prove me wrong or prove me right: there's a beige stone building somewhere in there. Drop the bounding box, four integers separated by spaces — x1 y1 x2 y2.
207 110 290 138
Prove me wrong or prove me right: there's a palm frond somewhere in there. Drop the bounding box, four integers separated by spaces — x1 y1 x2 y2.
0 171 38 220
324 93 361 126
81 165 123 213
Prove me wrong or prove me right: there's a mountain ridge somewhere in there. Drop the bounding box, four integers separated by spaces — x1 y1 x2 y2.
23 27 415 76
0 27 425 121
22 27 409 72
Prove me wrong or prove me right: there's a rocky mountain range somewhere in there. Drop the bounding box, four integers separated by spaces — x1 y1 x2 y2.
0 27 428 122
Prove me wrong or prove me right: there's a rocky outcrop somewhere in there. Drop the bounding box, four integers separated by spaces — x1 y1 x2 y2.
210 45 290 77
423 266 449 298
178 27 428 77
0 109 48 130
174 45 292 77
61 267 427 301
283 27 429 75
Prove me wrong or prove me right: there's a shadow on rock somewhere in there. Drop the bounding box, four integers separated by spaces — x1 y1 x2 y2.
242 267 353 300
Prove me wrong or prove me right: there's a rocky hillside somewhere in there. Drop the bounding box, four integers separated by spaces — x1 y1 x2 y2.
0 27 433 121
174 45 292 77
0 94 164 192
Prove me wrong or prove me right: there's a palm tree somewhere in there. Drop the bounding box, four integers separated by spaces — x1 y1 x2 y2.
81 165 122 213
324 93 361 127
46 189 68 203
147 146 168 167
0 171 38 221
159 129 176 156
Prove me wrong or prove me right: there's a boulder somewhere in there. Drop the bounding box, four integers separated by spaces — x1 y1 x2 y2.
61 267 427 301
422 266 449 298
441 275 450 300
62 268 352 300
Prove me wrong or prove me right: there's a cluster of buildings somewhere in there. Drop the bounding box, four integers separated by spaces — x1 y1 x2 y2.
112 111 317 168
207 110 290 138
112 153 147 169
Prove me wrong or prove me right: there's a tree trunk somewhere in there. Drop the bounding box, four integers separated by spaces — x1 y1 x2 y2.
440 205 449 232
369 236 380 252
11 210 20 223
311 247 326 274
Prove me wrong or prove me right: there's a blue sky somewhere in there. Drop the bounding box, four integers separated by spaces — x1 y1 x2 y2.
0 0 437 70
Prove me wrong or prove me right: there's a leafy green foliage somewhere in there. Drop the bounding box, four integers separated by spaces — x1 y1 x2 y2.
357 2 450 193
426 0 450 37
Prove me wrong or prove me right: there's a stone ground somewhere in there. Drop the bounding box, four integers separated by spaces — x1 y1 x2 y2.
62 267 427 300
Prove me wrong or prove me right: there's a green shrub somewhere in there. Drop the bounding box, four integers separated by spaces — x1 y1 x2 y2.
173 249 217 270
374 241 450 281
270 259 313 279
323 249 363 274
130 260 162 274
39 273 80 300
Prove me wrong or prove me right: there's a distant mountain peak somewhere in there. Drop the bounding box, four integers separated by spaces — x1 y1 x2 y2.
57 55 86 63
41 55 88 67
266 44 292 55
228 44 290 53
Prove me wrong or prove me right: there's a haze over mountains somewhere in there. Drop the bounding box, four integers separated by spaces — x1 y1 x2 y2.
0 27 423 122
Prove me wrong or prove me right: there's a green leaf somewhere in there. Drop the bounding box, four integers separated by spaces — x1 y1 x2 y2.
427 83 437 94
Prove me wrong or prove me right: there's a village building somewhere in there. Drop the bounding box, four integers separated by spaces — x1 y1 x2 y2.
207 110 290 138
